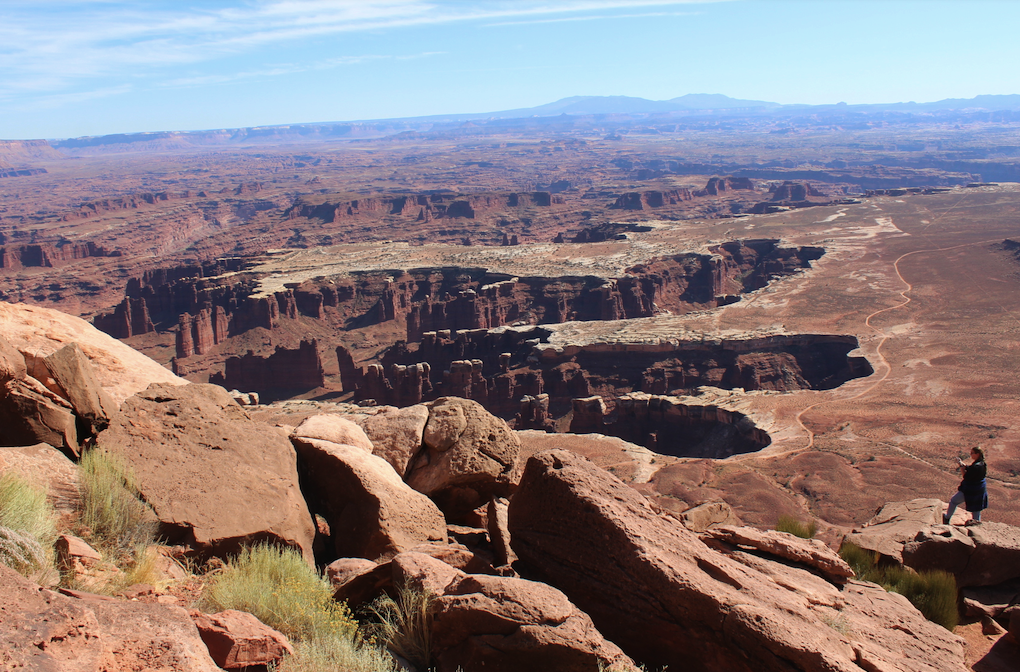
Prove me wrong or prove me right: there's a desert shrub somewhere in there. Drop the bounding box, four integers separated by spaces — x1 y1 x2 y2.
839 542 958 630
277 637 398 672
776 514 818 539
202 543 395 671
880 565 959 630
838 540 882 582
78 448 157 552
365 583 436 669
0 472 56 577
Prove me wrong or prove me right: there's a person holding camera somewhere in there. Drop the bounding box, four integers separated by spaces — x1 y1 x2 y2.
943 446 988 525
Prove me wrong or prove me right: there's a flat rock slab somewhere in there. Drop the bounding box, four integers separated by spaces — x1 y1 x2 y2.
845 498 944 562
98 382 315 562
706 525 854 581
0 564 220 671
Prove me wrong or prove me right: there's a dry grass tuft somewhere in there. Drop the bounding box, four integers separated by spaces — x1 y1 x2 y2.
775 514 818 539
0 472 57 580
78 448 157 553
365 583 435 669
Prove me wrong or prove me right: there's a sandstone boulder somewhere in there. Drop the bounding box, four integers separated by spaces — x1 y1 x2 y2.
98 383 315 562
407 397 522 514
0 442 79 513
292 436 446 561
0 377 78 454
44 342 118 433
508 450 966 672
392 551 465 596
431 573 635 672
844 498 944 562
327 558 392 607
680 500 741 532
0 333 26 383
325 557 378 588
0 564 220 671
352 404 429 476
293 414 373 453
706 525 854 582
0 301 186 405
189 609 293 670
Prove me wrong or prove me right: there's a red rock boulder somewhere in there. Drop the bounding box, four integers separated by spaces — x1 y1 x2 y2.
189 609 293 670
292 436 446 561
508 450 966 672
97 383 315 562
0 564 220 671
407 397 522 515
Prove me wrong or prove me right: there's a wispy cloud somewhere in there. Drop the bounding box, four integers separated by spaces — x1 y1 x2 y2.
0 0 728 114
485 10 695 26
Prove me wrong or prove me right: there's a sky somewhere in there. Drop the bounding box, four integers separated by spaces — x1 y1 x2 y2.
2 0 1020 140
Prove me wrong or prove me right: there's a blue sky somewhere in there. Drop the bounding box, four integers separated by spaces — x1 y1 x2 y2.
2 0 1019 139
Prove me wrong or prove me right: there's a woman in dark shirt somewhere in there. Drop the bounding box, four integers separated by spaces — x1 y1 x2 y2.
944 447 988 525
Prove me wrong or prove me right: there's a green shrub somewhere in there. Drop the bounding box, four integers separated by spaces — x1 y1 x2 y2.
880 566 959 630
201 543 354 641
365 584 435 669
202 543 395 672
0 472 56 578
78 449 157 552
839 542 959 630
776 514 818 539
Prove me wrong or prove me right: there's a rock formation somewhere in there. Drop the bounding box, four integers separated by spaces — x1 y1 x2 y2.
0 564 221 671
508 449 966 671
98 382 315 561
291 436 447 561
209 339 325 394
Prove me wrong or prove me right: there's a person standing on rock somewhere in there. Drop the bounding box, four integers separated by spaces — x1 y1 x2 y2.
944 446 987 525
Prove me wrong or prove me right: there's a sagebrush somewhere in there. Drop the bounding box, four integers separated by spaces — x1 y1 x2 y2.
201 543 396 672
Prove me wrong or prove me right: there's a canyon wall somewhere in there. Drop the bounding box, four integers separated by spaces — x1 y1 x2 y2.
207 339 324 394
361 326 873 419
0 241 120 269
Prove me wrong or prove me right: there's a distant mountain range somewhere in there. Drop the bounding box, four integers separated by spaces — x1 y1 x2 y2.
43 93 1020 152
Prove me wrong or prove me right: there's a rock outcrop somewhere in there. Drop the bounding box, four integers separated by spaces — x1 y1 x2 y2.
98 383 315 562
209 339 324 394
292 437 447 561
406 397 522 515
508 450 966 672
0 564 220 671
0 301 185 405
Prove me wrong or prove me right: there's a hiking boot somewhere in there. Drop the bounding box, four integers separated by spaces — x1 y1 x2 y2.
942 515 951 525
965 519 982 526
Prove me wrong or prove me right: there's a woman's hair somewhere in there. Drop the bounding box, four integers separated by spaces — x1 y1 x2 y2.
972 446 985 460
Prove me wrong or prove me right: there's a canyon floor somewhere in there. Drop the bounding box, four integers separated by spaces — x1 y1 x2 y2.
3 127 1019 536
